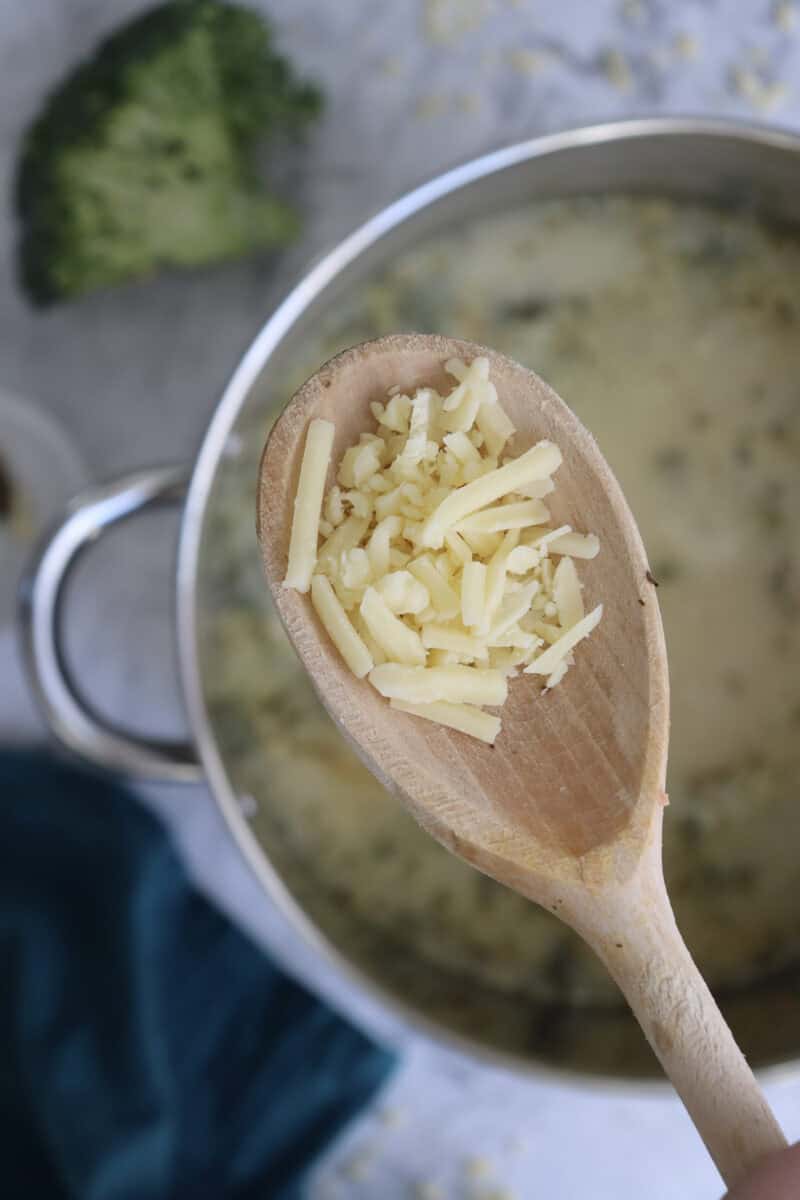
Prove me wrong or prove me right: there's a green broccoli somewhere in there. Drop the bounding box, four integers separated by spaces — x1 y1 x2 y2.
15 0 322 305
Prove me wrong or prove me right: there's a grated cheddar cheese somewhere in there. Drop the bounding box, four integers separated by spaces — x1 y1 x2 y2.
283 358 602 743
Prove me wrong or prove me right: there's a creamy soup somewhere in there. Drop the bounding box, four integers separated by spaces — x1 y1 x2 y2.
199 196 800 1007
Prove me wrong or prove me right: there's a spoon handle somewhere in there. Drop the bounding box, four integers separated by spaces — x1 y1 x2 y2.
582 865 787 1187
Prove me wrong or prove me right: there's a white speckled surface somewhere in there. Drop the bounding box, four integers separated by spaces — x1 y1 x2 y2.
3 2 800 1196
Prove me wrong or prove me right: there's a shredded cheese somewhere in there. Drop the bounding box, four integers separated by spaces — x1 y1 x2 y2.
310 574 373 677
461 560 487 630
547 531 600 559
456 498 550 534
370 663 508 706
524 604 603 676
284 418 335 592
360 587 426 665
390 699 501 744
553 555 584 629
421 441 562 548
283 358 602 743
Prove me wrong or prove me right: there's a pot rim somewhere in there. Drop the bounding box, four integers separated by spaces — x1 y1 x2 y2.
175 116 800 1091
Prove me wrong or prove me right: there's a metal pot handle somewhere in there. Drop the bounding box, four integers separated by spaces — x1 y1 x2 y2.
18 466 203 783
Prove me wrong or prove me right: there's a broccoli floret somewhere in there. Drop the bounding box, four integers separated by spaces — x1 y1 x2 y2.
15 0 322 305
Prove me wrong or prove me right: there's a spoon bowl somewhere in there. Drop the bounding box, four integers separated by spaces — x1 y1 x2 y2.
257 333 785 1187
259 334 665 885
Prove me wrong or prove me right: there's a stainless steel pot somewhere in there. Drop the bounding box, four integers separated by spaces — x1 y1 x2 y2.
20 118 800 1086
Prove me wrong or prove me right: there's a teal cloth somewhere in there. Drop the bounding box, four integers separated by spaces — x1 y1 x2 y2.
0 750 395 1199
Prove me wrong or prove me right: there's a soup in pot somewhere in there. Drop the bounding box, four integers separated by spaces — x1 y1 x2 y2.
199 196 800 1011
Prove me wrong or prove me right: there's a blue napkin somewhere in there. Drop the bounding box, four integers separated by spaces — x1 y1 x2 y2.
0 750 395 1199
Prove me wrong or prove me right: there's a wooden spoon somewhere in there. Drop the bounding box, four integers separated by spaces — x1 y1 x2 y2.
256 333 786 1187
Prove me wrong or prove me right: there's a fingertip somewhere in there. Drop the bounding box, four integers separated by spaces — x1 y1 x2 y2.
725 1143 800 1200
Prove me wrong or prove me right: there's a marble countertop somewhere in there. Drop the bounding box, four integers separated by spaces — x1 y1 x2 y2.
2 1 800 1196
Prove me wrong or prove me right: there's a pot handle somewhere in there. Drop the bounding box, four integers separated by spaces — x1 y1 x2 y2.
18 466 203 784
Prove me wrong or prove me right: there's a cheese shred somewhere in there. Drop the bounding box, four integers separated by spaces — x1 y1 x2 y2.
284 418 335 592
